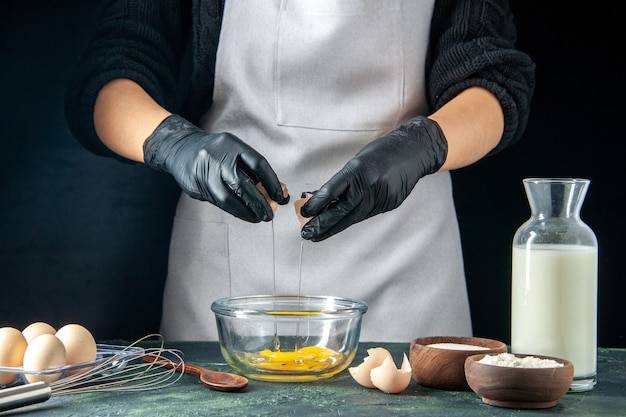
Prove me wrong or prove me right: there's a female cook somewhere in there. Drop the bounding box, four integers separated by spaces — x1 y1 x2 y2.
65 0 535 341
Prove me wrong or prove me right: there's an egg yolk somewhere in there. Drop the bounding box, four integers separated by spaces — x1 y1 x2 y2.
242 346 342 371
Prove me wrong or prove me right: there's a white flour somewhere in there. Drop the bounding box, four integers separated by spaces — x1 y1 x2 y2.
478 353 564 368
427 343 489 350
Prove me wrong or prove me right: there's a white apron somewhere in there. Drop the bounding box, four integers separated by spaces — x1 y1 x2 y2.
160 0 472 342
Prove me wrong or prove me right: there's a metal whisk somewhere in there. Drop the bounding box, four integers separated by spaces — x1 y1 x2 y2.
0 334 185 412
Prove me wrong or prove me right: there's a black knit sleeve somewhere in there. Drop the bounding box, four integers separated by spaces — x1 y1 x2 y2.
427 0 535 154
64 0 191 161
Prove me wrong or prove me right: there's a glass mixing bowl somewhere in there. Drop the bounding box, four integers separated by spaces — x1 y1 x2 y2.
211 295 368 382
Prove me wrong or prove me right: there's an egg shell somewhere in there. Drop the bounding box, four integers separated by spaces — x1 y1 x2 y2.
55 324 97 375
348 347 393 389
294 193 313 229
256 182 289 214
370 353 412 394
22 322 56 344
23 334 66 383
0 327 28 386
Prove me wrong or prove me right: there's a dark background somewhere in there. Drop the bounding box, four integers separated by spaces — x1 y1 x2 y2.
1 1 624 347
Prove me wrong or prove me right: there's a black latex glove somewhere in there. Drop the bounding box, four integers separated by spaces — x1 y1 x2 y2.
143 114 289 222
300 116 448 241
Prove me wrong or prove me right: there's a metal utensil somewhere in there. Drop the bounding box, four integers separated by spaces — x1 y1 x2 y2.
0 334 184 412
142 354 248 391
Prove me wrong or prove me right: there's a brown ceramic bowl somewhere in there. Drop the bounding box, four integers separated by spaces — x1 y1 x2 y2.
464 353 574 409
409 336 507 391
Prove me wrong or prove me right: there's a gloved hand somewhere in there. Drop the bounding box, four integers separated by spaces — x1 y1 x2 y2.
300 116 448 241
143 114 289 222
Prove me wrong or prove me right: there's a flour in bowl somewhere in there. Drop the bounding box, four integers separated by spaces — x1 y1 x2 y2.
478 353 564 368
427 343 489 350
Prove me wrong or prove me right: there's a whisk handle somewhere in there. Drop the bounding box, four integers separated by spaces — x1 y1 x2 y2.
0 381 52 412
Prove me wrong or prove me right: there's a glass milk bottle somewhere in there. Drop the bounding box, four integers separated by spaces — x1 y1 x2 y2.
511 178 598 392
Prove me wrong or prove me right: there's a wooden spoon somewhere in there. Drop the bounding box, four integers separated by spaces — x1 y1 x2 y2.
143 355 248 392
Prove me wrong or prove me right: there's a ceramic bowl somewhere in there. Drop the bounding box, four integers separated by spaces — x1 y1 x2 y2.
464 353 574 409
409 336 507 390
211 295 368 382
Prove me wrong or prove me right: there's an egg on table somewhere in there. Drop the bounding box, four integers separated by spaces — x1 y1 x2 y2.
55 323 97 375
22 334 67 383
22 321 56 344
0 327 28 386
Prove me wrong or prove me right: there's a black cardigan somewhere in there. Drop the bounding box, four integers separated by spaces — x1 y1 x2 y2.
65 0 535 162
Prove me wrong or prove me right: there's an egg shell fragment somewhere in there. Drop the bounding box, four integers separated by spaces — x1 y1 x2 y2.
294 193 313 229
0 327 28 386
23 334 66 383
55 324 97 376
370 353 412 394
22 322 56 344
256 182 289 214
348 347 393 389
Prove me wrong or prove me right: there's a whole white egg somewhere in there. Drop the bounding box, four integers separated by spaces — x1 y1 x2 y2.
22 322 57 344
55 324 97 376
0 327 28 386
23 334 66 383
